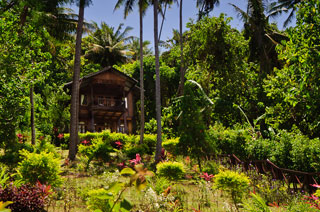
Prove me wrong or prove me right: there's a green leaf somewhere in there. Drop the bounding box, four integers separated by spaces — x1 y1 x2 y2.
120 168 136 176
120 198 133 212
108 182 125 194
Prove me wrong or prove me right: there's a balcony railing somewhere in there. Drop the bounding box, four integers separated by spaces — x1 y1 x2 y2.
91 99 125 111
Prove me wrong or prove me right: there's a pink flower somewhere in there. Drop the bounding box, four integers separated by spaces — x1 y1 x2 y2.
200 172 214 181
311 184 320 188
57 133 64 139
81 140 90 145
129 154 142 165
17 133 23 139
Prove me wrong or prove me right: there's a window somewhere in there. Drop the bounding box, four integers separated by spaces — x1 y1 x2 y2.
98 96 105 106
118 124 124 133
106 98 111 107
81 94 87 105
79 122 86 133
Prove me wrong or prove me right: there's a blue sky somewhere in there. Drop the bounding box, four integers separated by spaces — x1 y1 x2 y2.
71 0 291 49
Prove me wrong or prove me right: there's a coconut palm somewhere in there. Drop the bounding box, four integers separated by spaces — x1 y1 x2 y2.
269 0 301 27
84 22 133 67
0 0 85 40
69 0 92 161
230 0 273 75
153 0 162 163
114 0 149 144
128 37 152 61
196 0 220 20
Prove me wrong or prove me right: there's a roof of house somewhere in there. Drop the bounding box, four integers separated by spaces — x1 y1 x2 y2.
65 66 138 87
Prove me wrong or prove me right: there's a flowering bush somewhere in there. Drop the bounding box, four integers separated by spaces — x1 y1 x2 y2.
78 137 114 169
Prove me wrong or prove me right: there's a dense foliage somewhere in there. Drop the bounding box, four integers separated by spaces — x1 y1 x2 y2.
0 182 51 212
18 150 62 187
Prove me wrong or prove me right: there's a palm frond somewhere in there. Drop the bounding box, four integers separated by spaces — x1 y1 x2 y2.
230 3 249 23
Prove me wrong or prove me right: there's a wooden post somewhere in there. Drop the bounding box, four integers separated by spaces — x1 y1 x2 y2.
90 85 95 132
124 110 128 134
123 91 128 134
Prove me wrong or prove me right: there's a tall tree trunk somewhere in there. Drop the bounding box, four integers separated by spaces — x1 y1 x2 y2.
69 3 85 161
139 4 145 144
158 1 168 41
177 0 185 96
30 86 35 145
154 0 162 163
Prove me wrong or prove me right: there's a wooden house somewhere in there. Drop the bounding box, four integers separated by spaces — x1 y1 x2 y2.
65 67 138 134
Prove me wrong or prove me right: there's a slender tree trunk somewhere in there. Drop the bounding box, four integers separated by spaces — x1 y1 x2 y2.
30 86 35 145
20 5 28 27
177 0 185 96
69 3 85 161
158 1 168 41
154 0 162 163
139 4 145 144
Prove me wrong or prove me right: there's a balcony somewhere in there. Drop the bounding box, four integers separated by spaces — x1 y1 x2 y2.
91 99 125 112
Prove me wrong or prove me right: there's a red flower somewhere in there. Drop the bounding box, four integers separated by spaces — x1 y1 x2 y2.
81 140 90 145
17 133 23 139
129 154 142 165
115 140 123 149
200 172 214 181
57 133 64 139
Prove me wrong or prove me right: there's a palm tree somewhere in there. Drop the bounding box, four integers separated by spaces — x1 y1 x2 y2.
269 0 301 27
230 0 272 75
114 0 149 145
69 0 91 161
128 37 152 61
153 0 162 163
196 0 220 20
84 22 133 67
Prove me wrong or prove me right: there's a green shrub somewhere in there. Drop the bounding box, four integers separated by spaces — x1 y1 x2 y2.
214 170 250 206
63 131 156 154
142 134 157 154
246 138 275 160
207 124 250 160
0 143 34 166
78 137 114 169
152 176 171 195
34 139 59 158
162 138 179 154
202 160 219 175
156 161 185 180
18 150 62 187
124 144 148 159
